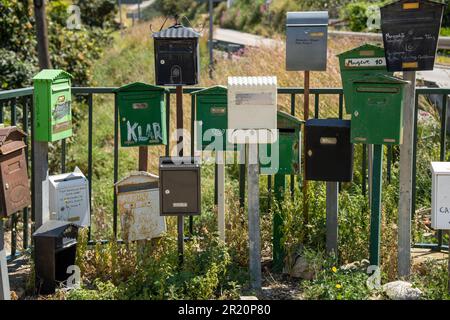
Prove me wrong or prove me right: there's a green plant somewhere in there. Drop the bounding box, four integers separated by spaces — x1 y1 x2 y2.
412 259 450 300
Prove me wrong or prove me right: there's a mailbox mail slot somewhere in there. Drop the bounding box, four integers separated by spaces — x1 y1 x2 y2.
350 74 408 145
337 43 392 114
116 172 166 242
153 24 200 86
116 82 168 147
0 126 31 217
431 162 450 230
159 157 201 216
286 11 329 71
380 0 445 71
33 69 73 142
305 119 354 182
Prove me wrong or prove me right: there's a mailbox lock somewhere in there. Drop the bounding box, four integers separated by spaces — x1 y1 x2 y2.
354 111 359 117
4 183 9 190
165 189 170 195
308 150 313 157
160 60 165 65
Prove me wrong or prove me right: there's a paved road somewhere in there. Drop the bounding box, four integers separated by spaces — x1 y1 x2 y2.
125 0 155 12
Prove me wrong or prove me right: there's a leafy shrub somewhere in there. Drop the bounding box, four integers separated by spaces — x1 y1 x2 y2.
412 259 450 300
341 2 370 32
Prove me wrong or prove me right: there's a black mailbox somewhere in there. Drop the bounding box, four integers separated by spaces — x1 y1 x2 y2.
305 119 354 182
33 220 78 295
380 0 445 71
159 157 201 216
152 24 200 86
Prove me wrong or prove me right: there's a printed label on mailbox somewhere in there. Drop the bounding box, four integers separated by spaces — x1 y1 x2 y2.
235 93 275 106
345 58 386 68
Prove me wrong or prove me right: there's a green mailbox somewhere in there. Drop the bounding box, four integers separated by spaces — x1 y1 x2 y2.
115 82 168 147
192 86 234 151
350 74 408 145
337 44 392 115
260 111 303 175
33 69 73 142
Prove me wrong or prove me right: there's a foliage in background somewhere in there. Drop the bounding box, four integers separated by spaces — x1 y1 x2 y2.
412 259 450 300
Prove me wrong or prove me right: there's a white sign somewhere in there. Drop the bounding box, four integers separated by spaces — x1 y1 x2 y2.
344 57 386 68
431 162 450 230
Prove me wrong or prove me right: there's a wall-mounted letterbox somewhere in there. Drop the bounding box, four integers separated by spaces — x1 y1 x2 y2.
33 220 78 295
431 162 450 230
286 11 329 71
153 24 200 86
192 85 235 151
116 82 168 147
350 74 408 145
260 111 303 176
116 172 166 242
159 157 201 216
305 119 354 182
337 43 392 114
380 0 445 71
49 167 90 227
228 76 278 144
0 126 31 217
33 69 73 142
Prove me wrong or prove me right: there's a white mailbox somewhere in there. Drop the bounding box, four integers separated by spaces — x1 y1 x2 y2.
227 76 278 144
49 167 90 227
115 172 166 242
431 162 450 230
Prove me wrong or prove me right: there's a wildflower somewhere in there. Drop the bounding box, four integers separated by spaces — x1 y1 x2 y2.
335 284 342 289
331 266 337 273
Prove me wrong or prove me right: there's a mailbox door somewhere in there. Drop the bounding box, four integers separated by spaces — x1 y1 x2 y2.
0 151 30 216
119 92 166 147
155 39 198 86
351 84 403 145
196 96 228 151
50 78 72 142
286 26 327 71
161 170 200 215
433 174 450 230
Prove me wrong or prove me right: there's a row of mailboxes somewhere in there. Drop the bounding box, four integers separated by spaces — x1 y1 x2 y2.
116 82 168 147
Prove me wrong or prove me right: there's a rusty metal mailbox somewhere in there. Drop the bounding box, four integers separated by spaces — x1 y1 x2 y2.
116 172 166 242
159 157 201 216
380 0 445 71
0 126 31 218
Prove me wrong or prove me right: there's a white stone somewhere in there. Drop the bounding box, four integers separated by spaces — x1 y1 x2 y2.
382 281 422 300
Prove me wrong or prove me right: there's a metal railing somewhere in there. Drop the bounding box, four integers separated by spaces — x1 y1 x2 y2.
0 86 448 259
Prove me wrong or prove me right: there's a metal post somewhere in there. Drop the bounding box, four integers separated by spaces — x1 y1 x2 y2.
239 148 246 209
137 146 149 254
326 182 339 256
217 151 225 241
248 143 261 290
209 0 214 79
0 219 10 300
176 86 184 265
398 71 416 278
273 174 285 272
303 71 310 224
369 144 383 266
368 144 373 206
33 141 49 229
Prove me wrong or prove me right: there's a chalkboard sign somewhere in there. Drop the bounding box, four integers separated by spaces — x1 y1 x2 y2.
380 0 444 72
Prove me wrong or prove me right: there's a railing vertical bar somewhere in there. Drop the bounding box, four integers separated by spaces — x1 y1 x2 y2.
165 92 170 157
61 139 66 173
290 93 296 197
437 94 448 249
113 93 119 239
11 100 17 257
314 94 319 119
411 92 419 220
362 144 367 196
190 94 195 235
22 97 30 249
338 94 343 119
87 94 93 241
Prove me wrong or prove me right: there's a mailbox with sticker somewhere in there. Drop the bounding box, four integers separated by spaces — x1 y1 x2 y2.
33 69 73 142
116 82 168 147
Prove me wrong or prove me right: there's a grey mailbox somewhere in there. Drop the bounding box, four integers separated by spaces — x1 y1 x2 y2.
286 11 329 71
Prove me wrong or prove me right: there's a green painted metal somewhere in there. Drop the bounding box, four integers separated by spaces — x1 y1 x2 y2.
369 144 383 266
115 82 168 147
351 74 408 145
33 69 73 142
273 174 285 272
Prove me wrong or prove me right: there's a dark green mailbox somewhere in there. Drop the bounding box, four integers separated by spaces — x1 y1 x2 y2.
191 86 234 151
115 82 168 147
33 69 73 142
351 74 409 145
337 43 392 115
260 111 303 175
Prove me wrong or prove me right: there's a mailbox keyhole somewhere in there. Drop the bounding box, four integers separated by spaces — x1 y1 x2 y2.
165 189 170 195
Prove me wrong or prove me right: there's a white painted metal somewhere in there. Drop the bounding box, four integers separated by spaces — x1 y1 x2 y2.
431 162 450 230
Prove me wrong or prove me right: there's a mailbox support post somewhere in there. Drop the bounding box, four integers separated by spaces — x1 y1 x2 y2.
247 143 261 290
33 141 49 229
239 147 246 209
0 219 10 300
273 174 285 272
176 85 184 266
208 0 214 79
369 144 383 266
326 182 339 256
137 146 149 256
217 151 225 241
398 71 416 279
303 70 310 225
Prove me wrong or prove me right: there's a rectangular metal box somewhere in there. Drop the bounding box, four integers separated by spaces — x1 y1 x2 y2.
337 43 392 115
48 167 90 227
153 24 200 86
260 111 303 175
286 11 329 71
159 157 201 216
33 69 73 142
380 0 445 71
33 221 78 295
305 119 354 182
227 76 278 144
0 127 31 217
116 172 166 242
431 162 450 230
116 82 168 147
350 74 408 145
